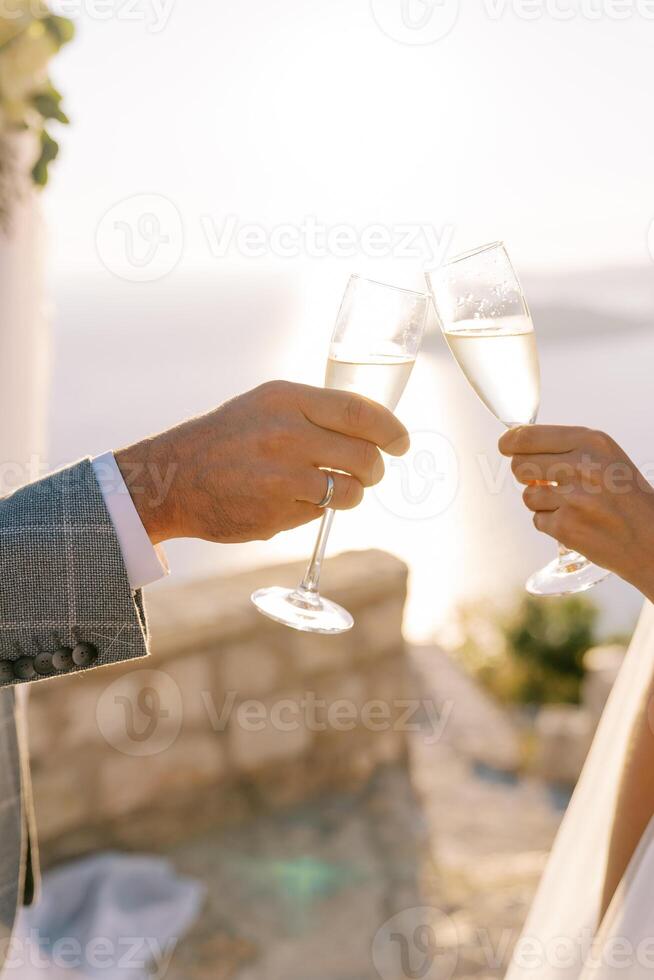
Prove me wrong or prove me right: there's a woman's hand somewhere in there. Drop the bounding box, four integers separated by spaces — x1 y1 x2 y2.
499 425 654 600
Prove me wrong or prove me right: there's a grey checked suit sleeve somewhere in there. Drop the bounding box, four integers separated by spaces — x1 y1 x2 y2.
0 457 150 685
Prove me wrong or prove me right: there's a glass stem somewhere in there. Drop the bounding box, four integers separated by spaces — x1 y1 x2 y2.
300 508 335 593
557 541 583 568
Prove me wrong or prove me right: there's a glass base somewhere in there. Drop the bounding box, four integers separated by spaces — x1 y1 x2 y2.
526 553 611 597
250 585 354 634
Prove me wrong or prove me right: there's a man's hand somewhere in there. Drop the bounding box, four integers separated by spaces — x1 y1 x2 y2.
499 425 654 600
115 381 410 545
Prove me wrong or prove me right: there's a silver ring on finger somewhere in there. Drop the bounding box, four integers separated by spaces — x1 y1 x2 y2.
317 472 335 509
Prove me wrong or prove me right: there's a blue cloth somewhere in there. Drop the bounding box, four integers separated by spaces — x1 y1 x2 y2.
11 852 205 978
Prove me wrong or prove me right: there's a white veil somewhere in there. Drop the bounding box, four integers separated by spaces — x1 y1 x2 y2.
505 600 654 980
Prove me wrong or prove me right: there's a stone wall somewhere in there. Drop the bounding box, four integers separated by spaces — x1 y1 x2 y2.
529 643 625 785
27 550 410 866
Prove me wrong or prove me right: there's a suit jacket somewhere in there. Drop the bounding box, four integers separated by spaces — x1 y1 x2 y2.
0 457 150 969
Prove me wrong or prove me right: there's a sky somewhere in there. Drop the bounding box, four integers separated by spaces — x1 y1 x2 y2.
44 0 654 284
32 0 654 638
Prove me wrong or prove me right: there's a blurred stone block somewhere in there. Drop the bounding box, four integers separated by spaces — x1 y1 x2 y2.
27 550 409 864
227 690 313 771
531 704 595 786
582 644 625 722
220 642 281 698
100 733 227 820
409 645 521 773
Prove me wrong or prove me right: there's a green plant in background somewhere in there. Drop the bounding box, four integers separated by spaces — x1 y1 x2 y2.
505 595 598 704
454 593 600 706
0 1 73 222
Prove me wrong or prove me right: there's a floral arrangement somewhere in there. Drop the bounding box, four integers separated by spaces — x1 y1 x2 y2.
0 1 74 225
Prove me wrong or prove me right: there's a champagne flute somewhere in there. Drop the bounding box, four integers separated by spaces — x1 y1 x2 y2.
426 242 611 597
251 274 428 633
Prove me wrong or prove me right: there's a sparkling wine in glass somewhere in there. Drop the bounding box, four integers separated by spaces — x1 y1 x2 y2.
426 242 611 597
251 275 428 633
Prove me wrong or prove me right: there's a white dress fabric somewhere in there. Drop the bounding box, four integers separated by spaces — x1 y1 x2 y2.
506 600 654 980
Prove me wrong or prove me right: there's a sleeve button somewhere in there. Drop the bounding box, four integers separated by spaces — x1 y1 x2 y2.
72 642 98 667
13 657 36 681
0 662 14 683
34 652 56 676
52 647 74 672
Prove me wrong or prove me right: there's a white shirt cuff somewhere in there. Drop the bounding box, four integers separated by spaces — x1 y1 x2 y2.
91 451 170 591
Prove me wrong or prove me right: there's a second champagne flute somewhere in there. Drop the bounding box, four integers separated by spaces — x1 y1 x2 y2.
251 275 428 634
427 242 611 597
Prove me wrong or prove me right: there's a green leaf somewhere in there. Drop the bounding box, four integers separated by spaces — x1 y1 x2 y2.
31 86 70 125
31 130 59 187
42 15 75 48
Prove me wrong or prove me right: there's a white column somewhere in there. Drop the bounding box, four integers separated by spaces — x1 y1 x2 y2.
0 133 49 493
